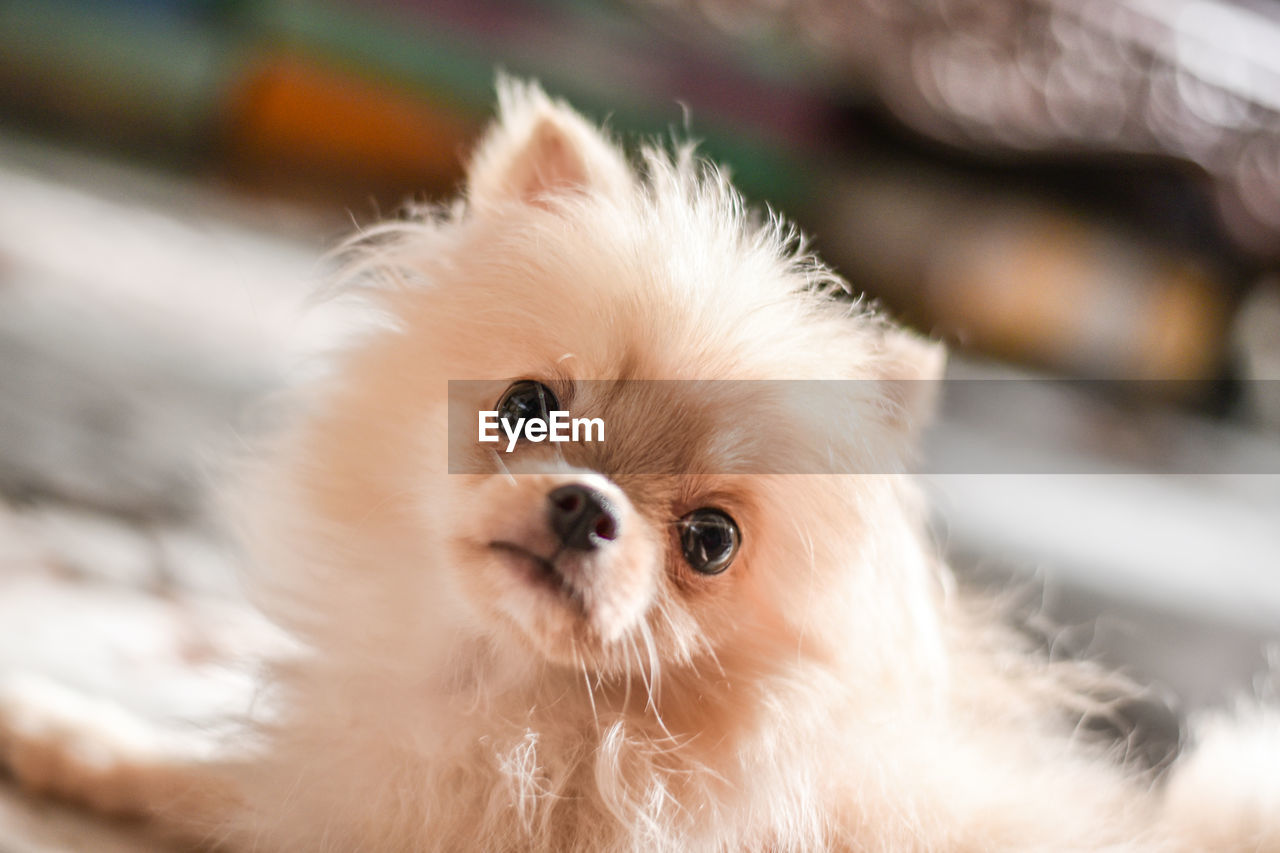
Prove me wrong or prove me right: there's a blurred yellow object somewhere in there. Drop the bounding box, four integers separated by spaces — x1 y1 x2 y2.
936 213 1229 382
820 160 1233 386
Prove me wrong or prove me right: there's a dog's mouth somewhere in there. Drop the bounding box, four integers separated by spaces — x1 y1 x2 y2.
488 541 583 606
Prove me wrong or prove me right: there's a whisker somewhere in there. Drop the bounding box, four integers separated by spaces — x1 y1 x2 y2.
575 642 601 736
621 637 634 712
629 626 675 741
490 449 517 485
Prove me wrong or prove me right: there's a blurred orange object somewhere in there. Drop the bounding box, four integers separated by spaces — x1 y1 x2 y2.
223 54 477 200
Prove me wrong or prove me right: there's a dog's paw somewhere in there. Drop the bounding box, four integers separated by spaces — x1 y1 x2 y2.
0 672 177 818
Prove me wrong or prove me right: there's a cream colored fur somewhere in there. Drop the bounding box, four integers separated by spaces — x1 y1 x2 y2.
215 80 1279 852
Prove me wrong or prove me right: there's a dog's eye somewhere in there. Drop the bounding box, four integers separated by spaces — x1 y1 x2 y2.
678 509 740 575
497 380 559 428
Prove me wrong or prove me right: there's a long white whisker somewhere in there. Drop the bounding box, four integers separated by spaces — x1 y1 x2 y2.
490 449 517 485
621 637 634 712
628 626 675 741
640 619 662 708
575 643 601 736
625 632 647 707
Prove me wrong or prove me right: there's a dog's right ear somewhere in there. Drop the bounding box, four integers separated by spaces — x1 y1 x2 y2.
466 77 633 212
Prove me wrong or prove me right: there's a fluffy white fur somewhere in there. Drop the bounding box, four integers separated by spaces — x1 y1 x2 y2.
4 79 1278 852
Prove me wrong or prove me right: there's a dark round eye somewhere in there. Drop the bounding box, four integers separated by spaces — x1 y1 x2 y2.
496 380 559 428
678 509 740 575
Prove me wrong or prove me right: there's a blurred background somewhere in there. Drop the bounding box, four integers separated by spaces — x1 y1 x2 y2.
0 0 1278 846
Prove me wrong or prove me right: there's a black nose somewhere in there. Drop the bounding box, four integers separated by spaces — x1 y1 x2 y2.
547 484 620 551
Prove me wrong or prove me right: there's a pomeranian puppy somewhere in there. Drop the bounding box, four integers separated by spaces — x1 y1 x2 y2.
2 79 1278 852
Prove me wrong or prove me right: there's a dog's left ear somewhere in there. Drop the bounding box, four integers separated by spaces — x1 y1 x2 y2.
873 325 947 442
467 77 633 212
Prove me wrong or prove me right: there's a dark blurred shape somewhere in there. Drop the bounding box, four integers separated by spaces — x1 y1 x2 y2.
647 0 1280 264
817 157 1234 386
1235 280 1280 429
0 0 235 163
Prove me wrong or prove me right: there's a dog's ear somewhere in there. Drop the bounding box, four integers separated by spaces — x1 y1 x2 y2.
872 325 946 443
467 77 633 211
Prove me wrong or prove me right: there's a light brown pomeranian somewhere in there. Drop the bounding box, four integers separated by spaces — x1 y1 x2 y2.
2 79 1279 852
